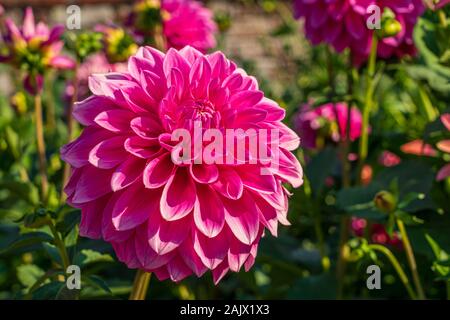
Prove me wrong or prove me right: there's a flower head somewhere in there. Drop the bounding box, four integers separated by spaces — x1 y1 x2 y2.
96 25 138 63
128 0 217 52
61 46 303 283
294 102 362 149
351 218 402 248
0 7 74 94
293 0 425 66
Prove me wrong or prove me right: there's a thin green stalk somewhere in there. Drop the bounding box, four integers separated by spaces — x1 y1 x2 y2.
369 244 417 300
129 270 152 300
357 35 378 184
438 9 447 28
397 219 426 299
49 222 70 272
336 215 350 299
34 94 49 202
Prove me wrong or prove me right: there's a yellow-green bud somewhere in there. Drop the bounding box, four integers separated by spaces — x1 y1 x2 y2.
373 191 397 214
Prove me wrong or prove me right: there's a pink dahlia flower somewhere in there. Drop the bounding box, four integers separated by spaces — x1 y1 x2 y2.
293 0 425 66
129 0 217 53
294 102 362 149
61 46 303 283
0 7 75 94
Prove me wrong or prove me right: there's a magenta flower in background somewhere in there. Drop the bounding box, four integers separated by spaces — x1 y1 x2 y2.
0 7 74 94
294 102 362 149
293 0 425 66
129 0 217 53
65 53 128 101
378 150 401 167
351 218 402 248
61 46 303 283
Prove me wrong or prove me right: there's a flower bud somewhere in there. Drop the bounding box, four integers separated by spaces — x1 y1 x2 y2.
377 8 402 38
373 191 397 214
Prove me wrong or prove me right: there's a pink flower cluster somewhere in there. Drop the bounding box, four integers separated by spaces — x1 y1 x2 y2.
0 7 74 94
61 46 303 283
293 0 425 66
351 218 402 248
294 102 362 149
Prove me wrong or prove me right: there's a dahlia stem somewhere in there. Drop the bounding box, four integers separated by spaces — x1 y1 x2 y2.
129 270 152 300
357 34 378 184
368 244 417 300
48 221 70 272
396 219 426 299
336 215 350 299
61 60 79 203
34 93 49 202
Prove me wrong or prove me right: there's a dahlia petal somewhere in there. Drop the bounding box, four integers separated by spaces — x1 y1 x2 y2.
228 234 251 272
194 184 225 238
111 156 146 192
160 168 196 221
255 98 286 122
167 256 193 282
147 210 191 255
190 164 219 184
135 224 174 269
72 96 116 126
94 109 134 133
144 153 175 188
212 260 230 285
193 229 228 269
229 90 263 109
152 266 170 281
112 237 141 269
255 197 278 237
236 165 277 194
102 193 133 242
213 167 243 200
79 195 109 239
89 136 128 169
223 192 260 245
72 165 114 204
179 235 208 277
163 48 190 79
124 136 162 159
130 116 163 140
112 184 160 231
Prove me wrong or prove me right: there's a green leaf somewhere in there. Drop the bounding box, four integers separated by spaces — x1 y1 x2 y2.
0 232 53 255
42 243 63 266
32 281 65 300
55 285 80 300
335 183 385 219
74 249 114 267
17 264 45 289
84 275 112 295
64 224 79 247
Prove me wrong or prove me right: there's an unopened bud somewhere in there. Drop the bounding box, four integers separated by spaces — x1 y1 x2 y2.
373 191 397 214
